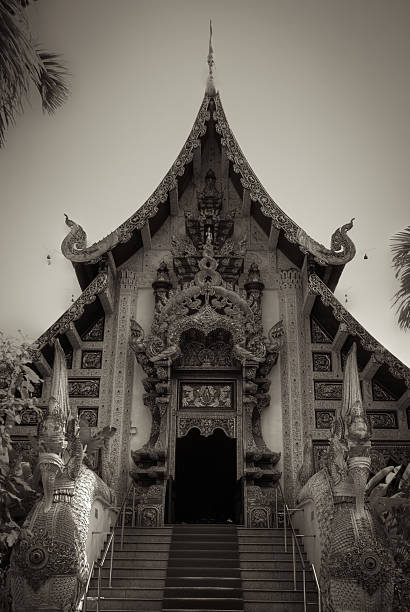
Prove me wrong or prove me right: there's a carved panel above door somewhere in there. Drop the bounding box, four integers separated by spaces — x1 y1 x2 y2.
180 382 234 410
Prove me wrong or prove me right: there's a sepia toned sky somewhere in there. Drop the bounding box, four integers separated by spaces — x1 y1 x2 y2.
0 0 408 366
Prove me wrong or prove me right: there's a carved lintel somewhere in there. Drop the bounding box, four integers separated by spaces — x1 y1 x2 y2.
66 322 82 349
169 187 179 216
141 223 152 250
332 322 349 352
242 189 251 216
361 354 381 381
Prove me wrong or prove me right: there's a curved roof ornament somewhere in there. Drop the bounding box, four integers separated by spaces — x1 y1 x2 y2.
206 20 217 96
60 59 356 269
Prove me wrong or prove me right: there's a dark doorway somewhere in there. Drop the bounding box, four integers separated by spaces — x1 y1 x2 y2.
173 428 238 523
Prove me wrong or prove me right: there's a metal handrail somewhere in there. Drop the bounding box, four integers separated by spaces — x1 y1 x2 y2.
276 481 321 612
82 480 135 612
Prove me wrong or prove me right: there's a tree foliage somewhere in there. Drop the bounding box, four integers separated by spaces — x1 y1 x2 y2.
0 0 69 146
392 226 410 330
0 331 42 607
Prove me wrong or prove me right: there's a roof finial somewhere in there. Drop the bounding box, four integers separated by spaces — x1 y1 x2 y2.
206 20 216 95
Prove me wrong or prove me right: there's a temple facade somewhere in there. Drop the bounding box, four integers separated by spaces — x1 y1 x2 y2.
8 46 410 612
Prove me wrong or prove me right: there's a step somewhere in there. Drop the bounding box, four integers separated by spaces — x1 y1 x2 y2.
110 542 170 551
238 543 298 553
115 527 173 535
243 589 318 602
114 534 172 544
88 587 163 599
167 567 241 578
104 558 168 569
240 552 305 561
90 577 165 588
164 587 243 598
169 551 240 560
171 541 238 550
241 569 313 580
97 567 167 579
168 558 240 568
241 560 308 570
244 603 319 612
166 577 242 588
161 598 243 610
242 579 315 590
103 550 168 560
85 597 162 610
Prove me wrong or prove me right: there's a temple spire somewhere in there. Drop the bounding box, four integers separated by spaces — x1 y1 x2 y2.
206 20 216 95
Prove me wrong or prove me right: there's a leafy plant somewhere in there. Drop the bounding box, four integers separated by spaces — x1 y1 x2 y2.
0 331 42 608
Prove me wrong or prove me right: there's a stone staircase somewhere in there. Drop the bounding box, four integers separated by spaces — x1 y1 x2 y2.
85 524 319 611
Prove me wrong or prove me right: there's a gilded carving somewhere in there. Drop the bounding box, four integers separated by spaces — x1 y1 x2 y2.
81 316 105 342
81 350 102 369
313 352 332 372
177 416 236 439
67 378 100 398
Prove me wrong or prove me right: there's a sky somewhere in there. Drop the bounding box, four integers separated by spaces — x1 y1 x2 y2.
0 0 408 366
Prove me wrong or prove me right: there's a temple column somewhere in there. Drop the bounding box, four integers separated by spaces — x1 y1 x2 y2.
108 269 138 497
278 268 306 504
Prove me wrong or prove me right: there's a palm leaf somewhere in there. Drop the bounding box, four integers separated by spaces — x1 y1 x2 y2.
391 226 410 330
0 0 68 146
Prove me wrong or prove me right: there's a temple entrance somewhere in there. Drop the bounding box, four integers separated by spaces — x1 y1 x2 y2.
172 428 238 524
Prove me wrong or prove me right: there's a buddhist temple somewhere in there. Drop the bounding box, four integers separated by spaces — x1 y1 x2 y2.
8 28 410 612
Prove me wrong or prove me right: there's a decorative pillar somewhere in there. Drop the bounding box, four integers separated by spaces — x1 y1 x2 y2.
109 269 138 497
278 268 306 504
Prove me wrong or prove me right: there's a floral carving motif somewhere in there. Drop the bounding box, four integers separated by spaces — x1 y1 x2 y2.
372 380 398 402
77 407 98 427
311 317 333 344
81 350 102 369
313 352 332 372
68 378 100 398
314 381 343 401
177 416 236 439
315 410 398 430
181 383 233 410
81 317 105 342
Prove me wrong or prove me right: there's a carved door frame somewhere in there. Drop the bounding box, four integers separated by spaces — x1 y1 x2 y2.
168 369 244 483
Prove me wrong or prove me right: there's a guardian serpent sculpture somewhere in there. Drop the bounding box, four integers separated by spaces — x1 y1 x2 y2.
9 341 113 612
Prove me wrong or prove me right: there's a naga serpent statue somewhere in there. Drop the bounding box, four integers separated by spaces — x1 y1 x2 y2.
297 343 395 612
9 341 113 612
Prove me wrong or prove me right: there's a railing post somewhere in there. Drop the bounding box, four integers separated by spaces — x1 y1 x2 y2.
303 568 306 612
108 537 114 588
275 487 278 528
132 486 136 527
120 497 126 551
97 565 101 612
292 535 296 591
284 504 287 552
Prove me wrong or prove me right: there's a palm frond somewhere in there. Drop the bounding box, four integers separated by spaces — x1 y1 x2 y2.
391 226 410 330
0 0 68 146
36 51 69 113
